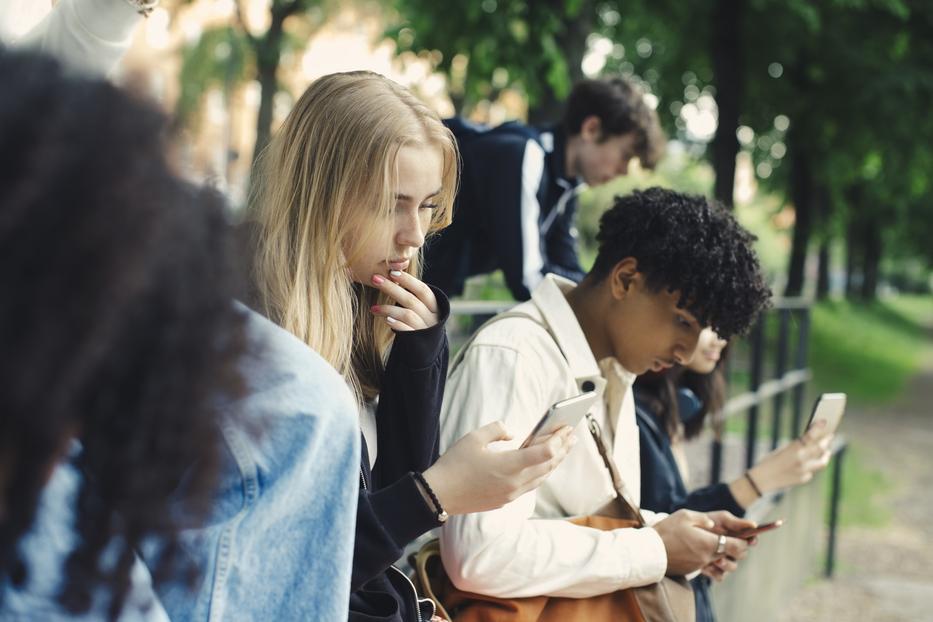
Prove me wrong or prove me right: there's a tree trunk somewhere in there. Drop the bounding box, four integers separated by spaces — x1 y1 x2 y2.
815 186 831 299
528 0 592 125
845 220 859 298
250 14 286 169
710 0 744 209
816 240 830 299
860 216 882 300
843 185 862 299
785 136 812 297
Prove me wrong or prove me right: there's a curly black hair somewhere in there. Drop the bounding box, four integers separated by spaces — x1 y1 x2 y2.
0 49 245 618
590 187 772 339
561 77 666 168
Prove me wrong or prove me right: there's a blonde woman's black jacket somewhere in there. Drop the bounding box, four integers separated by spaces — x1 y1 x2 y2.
349 286 450 622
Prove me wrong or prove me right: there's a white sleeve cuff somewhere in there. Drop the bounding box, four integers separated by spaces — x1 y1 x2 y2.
72 0 142 44
612 525 668 586
641 509 669 526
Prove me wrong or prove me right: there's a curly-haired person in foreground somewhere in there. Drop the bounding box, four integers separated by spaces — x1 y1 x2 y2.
0 49 362 621
0 48 245 620
437 187 772 617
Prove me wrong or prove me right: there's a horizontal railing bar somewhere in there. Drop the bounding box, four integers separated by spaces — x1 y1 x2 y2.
449 297 812 316
449 300 516 316
721 369 812 418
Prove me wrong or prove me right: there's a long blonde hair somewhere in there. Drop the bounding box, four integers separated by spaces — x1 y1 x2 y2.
250 71 456 402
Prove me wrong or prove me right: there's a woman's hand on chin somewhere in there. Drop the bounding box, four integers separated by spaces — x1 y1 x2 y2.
369 270 438 331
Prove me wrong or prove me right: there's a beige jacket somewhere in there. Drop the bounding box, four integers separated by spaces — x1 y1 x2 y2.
439 275 668 599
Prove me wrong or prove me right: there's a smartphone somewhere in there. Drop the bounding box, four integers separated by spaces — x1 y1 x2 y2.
728 519 784 539
519 391 599 449
806 393 847 435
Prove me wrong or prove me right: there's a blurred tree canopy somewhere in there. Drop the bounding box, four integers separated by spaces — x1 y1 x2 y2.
385 0 593 123
387 0 933 298
168 0 932 298
174 0 331 168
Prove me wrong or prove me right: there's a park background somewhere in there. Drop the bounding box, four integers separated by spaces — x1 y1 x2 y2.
10 1 931 619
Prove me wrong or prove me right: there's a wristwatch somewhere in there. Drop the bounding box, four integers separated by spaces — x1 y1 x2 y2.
123 0 159 17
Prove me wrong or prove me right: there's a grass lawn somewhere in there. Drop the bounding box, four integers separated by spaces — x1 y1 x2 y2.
810 295 931 528
808 294 931 404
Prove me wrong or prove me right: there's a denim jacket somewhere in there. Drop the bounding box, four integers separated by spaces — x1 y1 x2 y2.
2 306 360 621
0 448 169 621
145 305 361 621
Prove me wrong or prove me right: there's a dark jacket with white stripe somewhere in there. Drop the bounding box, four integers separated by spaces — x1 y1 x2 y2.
423 120 585 301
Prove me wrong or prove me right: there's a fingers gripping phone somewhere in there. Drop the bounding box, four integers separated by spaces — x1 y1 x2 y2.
806 393 847 435
519 391 600 449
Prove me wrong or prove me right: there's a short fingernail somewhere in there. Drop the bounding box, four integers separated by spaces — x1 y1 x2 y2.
389 270 403 277
386 316 397 324
370 305 379 313
372 274 385 285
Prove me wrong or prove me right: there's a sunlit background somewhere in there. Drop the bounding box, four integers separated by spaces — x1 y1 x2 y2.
4 2 931 619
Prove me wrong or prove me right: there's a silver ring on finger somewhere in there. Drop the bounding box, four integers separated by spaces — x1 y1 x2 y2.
715 534 727 556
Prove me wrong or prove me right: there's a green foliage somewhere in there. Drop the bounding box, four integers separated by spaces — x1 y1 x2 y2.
603 0 933 278
385 0 594 113
173 1 331 126
831 445 892 528
809 296 930 403
176 26 252 128
576 155 789 281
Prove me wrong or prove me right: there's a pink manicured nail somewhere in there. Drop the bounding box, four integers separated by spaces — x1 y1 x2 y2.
370 305 379 313
372 274 385 285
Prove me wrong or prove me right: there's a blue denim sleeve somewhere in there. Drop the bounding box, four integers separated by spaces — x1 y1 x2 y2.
148 308 361 621
0 454 170 621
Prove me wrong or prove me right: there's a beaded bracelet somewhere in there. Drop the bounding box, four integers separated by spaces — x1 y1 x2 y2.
413 471 449 523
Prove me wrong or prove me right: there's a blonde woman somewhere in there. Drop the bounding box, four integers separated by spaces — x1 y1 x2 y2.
249 71 576 622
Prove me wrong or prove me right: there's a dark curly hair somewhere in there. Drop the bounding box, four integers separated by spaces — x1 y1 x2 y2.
590 187 772 339
0 50 245 618
561 77 666 168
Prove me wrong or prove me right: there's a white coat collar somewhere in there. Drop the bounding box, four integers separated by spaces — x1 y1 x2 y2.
529 275 637 394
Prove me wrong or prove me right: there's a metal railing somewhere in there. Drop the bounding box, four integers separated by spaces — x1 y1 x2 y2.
448 296 847 578
713 298 846 578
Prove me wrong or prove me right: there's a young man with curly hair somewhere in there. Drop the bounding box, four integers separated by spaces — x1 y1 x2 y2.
437 188 773 608
424 77 666 301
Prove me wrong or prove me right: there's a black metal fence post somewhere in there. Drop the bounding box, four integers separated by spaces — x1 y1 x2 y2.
746 319 765 469
825 442 847 578
791 310 812 436
771 309 791 449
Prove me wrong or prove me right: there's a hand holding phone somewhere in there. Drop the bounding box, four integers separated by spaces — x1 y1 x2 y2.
806 393 847 435
520 391 599 449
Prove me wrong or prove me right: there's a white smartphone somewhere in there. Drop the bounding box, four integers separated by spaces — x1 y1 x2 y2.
519 391 599 449
806 393 847 435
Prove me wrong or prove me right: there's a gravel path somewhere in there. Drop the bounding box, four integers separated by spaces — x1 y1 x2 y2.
779 330 933 622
